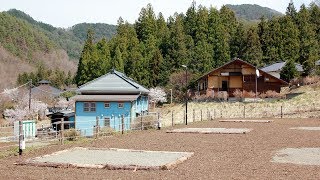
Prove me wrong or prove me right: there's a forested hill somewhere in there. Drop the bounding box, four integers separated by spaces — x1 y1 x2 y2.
226 4 283 21
6 9 117 60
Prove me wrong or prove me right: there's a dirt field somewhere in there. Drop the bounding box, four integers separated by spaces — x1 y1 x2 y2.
0 118 320 179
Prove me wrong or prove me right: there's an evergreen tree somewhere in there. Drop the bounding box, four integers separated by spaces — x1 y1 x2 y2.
219 5 238 43
113 46 124 72
243 27 263 67
297 4 319 74
279 16 300 63
184 1 198 39
257 16 268 58
286 0 297 20
96 38 111 75
208 7 230 67
263 18 282 65
134 4 157 42
280 60 298 82
230 23 246 59
167 13 188 71
75 29 97 86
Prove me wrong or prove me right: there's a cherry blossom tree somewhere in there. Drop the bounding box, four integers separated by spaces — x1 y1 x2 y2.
149 87 167 104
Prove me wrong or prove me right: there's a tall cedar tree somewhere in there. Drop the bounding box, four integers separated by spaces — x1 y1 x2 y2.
230 22 246 59
208 7 230 67
134 4 157 42
279 16 300 62
263 18 282 65
297 4 319 75
243 27 263 67
75 29 99 86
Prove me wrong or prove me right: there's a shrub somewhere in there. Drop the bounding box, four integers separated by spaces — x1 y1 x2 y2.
98 127 115 137
303 76 320 85
216 91 228 101
243 90 255 98
63 128 79 141
232 89 243 99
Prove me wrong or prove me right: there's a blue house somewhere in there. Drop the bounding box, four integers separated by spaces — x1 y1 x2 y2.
74 70 149 136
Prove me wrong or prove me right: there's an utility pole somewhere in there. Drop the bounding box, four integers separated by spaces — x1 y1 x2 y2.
29 79 32 111
182 65 188 125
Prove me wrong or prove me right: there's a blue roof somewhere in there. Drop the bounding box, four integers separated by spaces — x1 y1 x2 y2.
261 61 303 72
78 70 149 95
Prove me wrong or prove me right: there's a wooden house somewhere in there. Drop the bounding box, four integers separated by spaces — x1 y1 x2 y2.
73 69 149 136
197 58 288 97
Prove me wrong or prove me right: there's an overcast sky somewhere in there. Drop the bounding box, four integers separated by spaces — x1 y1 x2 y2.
0 0 314 28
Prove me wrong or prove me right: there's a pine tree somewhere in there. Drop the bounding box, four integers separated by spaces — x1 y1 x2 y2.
167 13 188 71
279 16 300 63
243 27 263 67
297 4 319 75
263 18 282 65
113 46 124 72
75 29 97 86
184 1 198 39
286 0 297 20
208 7 230 67
257 16 268 59
135 4 157 42
230 23 246 59
280 60 298 82
96 38 111 75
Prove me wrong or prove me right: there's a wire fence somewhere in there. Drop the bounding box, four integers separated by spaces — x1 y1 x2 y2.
1 101 320 155
0 113 160 153
159 101 320 127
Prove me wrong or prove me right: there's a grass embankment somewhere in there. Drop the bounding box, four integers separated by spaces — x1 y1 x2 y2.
157 85 320 126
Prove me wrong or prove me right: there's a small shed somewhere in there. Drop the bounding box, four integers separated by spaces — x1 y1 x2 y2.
14 120 36 139
47 110 75 131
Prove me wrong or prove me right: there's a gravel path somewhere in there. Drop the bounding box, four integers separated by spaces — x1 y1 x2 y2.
0 118 320 179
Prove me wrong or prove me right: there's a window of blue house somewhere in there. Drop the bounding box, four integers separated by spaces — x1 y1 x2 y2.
84 102 96 112
118 103 124 108
104 102 110 108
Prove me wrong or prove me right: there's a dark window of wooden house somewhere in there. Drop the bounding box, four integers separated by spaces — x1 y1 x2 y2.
222 81 228 91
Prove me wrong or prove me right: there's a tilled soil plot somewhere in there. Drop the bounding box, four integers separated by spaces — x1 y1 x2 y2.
0 118 320 179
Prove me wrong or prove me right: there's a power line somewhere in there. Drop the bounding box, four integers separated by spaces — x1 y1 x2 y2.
0 82 29 95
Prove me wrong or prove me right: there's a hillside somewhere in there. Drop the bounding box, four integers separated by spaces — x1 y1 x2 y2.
0 9 118 90
226 4 283 21
6 9 117 60
0 11 77 90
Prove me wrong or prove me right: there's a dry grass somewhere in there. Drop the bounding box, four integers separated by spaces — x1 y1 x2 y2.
158 84 320 127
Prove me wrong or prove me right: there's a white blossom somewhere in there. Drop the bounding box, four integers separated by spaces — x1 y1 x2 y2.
149 87 167 103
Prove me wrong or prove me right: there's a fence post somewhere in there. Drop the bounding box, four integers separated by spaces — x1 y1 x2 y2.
18 120 24 155
96 116 99 139
201 110 202 121
122 115 125 134
243 105 246 118
214 109 216 119
60 118 64 145
157 112 161 130
141 115 143 130
171 111 174 127
281 106 283 119
193 109 195 122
